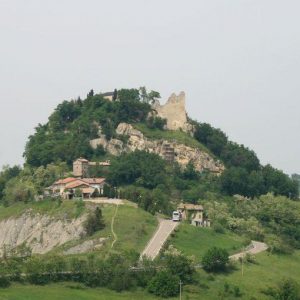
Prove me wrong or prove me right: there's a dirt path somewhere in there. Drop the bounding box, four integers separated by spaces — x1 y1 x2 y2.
230 241 268 260
110 204 119 249
140 219 179 260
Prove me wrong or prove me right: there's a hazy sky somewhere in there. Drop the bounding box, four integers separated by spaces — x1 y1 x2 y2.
0 0 299 175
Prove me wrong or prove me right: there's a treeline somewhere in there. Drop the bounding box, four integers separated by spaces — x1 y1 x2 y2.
193 122 298 199
0 252 195 298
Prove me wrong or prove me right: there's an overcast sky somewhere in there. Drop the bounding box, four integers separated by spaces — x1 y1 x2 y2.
0 0 299 175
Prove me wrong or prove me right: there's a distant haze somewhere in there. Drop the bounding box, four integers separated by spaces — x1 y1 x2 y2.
0 0 299 175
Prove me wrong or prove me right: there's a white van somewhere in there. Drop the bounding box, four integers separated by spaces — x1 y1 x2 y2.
172 211 181 222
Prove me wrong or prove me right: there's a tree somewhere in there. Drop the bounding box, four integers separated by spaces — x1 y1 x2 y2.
107 151 166 189
148 271 179 298
84 207 105 236
0 165 21 200
202 247 229 272
263 165 299 199
87 89 94 98
220 167 249 196
182 162 199 180
139 86 161 104
164 254 195 283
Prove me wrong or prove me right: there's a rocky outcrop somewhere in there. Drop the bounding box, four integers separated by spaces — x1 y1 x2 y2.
0 211 86 256
90 123 224 173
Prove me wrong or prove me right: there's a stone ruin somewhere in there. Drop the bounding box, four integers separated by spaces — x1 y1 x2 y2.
152 91 192 132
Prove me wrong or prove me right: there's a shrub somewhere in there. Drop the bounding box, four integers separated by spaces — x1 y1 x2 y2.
148 271 179 298
0 273 10 288
202 247 229 272
213 222 225 234
262 278 299 300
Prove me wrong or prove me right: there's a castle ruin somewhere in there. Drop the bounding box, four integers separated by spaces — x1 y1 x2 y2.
152 91 190 131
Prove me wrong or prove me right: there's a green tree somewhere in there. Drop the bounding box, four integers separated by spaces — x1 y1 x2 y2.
164 254 195 283
84 207 105 236
202 247 229 272
148 271 179 298
108 151 166 189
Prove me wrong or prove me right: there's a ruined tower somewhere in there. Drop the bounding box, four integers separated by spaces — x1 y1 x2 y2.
152 91 189 131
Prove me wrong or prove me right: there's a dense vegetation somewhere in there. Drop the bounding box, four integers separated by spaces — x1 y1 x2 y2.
0 251 195 298
24 88 154 167
193 122 298 199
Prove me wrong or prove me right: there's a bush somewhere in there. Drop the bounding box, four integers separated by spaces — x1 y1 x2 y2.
148 271 179 298
202 247 229 272
213 222 225 234
262 278 299 300
0 275 10 288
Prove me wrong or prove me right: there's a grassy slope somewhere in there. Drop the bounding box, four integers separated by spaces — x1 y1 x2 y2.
134 123 213 155
0 200 158 256
191 251 300 300
84 203 158 254
0 200 85 221
170 224 246 262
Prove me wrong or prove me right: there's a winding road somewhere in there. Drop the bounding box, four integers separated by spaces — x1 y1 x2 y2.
140 219 179 260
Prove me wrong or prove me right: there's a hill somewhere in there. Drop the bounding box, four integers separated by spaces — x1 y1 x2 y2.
0 87 299 299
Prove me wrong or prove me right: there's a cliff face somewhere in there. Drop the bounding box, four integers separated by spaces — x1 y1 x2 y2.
0 211 86 255
90 123 224 173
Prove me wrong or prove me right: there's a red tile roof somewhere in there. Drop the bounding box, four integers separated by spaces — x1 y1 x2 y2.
65 180 90 189
54 177 77 185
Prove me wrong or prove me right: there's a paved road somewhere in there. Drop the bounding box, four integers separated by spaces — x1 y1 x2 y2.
141 219 179 260
230 241 268 260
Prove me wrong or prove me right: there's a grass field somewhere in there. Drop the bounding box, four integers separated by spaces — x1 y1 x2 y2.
0 283 162 300
170 224 246 262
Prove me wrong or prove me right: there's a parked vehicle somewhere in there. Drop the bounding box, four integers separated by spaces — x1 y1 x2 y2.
172 210 181 222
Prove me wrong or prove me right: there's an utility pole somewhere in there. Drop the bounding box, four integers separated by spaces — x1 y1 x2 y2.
179 280 183 300
241 247 245 277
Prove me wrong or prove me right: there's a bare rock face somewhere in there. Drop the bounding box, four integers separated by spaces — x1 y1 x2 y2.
0 211 86 256
90 123 224 173
152 92 191 132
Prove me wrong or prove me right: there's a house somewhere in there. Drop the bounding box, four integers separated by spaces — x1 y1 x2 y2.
177 203 210 227
102 90 117 101
48 176 106 199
